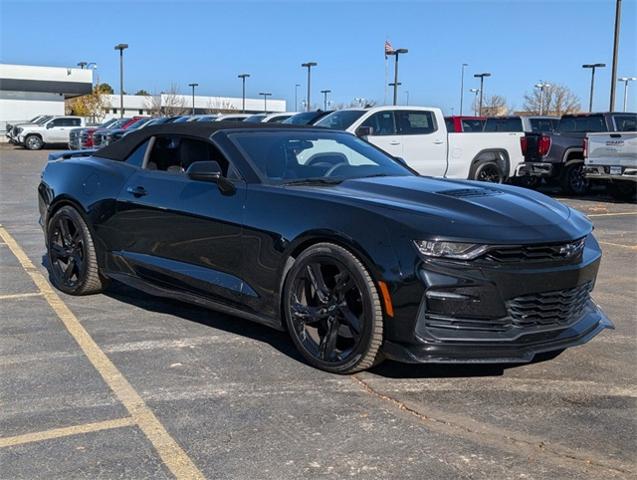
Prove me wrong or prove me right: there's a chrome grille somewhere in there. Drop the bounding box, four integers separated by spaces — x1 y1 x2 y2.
507 282 592 328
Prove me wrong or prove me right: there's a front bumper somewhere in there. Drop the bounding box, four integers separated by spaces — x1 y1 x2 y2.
584 165 637 183
383 235 613 363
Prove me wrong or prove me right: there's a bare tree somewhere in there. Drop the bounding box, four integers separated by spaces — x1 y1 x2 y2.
145 84 187 117
204 98 237 114
523 83 581 116
475 94 509 116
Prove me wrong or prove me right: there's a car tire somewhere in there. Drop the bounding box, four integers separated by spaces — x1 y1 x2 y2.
46 206 108 295
560 162 589 196
283 242 384 374
473 161 504 183
25 134 43 150
608 182 637 201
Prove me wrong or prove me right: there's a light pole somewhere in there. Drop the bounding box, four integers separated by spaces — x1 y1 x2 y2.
259 92 272 113
188 83 198 115
460 63 468 115
609 0 622 110
238 74 250 113
77 61 87 69
114 43 128 118
469 88 480 116
405 90 410 105
301 62 317 111
618 77 637 112
473 72 491 116
534 82 551 115
390 48 408 105
320 89 331 110
583 63 606 112
294 83 300 111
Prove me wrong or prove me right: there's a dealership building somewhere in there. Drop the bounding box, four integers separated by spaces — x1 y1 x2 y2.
1 63 287 137
0 63 93 134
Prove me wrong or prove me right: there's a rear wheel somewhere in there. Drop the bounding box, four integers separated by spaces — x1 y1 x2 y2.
283 243 384 373
25 134 43 150
473 161 503 183
47 206 108 295
608 182 637 201
560 162 589 195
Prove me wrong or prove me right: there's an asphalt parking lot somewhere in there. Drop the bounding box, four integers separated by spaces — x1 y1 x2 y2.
1 145 635 480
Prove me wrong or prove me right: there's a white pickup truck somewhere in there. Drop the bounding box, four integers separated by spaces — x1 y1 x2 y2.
584 131 637 200
15 116 85 150
315 106 524 182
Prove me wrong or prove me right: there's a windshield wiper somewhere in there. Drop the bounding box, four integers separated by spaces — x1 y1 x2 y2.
283 178 343 186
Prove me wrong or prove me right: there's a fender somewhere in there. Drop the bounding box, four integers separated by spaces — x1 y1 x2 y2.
469 149 510 180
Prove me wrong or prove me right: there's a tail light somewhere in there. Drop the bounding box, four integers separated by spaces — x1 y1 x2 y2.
538 135 551 156
520 136 528 155
583 137 588 159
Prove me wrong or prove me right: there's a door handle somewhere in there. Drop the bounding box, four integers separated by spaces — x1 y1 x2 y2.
433 140 444 144
390 141 401 146
126 186 148 197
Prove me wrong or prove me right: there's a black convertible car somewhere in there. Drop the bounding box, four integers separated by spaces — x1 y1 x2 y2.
38 122 613 373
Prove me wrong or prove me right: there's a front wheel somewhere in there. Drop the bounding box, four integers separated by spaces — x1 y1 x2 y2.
283 243 384 374
47 206 108 295
25 134 43 150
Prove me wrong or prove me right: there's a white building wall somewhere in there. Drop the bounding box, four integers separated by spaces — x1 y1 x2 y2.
0 63 92 84
0 91 65 129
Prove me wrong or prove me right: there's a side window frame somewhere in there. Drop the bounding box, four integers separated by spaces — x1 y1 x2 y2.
361 111 398 136
396 110 438 135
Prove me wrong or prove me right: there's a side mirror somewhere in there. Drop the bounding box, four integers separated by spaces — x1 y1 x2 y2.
394 156 408 166
186 161 236 195
355 126 373 137
46 123 54 129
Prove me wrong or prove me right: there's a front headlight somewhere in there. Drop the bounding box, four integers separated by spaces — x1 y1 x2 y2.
16 127 23 134
413 240 488 260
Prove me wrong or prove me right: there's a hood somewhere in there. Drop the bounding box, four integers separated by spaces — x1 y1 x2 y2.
291 176 592 243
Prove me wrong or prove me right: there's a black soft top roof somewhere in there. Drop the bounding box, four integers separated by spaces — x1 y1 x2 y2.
95 121 313 161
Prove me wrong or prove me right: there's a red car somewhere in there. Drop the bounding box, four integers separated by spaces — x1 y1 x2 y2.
444 115 486 133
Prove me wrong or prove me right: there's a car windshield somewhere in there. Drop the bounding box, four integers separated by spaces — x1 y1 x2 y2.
35 116 52 125
558 115 606 133
244 114 266 123
314 110 366 130
483 117 523 132
283 111 323 125
108 118 130 129
229 130 413 184
127 118 151 129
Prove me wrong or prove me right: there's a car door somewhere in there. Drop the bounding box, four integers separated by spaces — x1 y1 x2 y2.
46 118 68 142
394 110 447 176
110 134 247 306
359 111 403 158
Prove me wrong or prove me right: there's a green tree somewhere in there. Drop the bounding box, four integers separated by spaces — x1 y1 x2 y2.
135 89 150 96
96 83 114 94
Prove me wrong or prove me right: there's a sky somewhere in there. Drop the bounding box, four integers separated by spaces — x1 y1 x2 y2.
1 0 636 113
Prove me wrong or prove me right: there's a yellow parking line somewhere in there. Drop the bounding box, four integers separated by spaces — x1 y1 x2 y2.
0 292 43 300
0 417 135 448
0 226 205 480
587 211 637 217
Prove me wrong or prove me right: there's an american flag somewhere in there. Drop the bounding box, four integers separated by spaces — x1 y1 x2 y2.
384 40 394 57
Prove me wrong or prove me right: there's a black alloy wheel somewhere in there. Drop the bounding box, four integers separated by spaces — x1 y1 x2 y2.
561 162 589 196
283 243 383 373
47 206 107 295
475 162 503 183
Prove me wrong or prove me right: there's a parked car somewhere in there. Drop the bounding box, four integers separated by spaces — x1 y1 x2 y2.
6 115 53 143
102 117 153 145
38 122 612 373
244 112 296 123
518 112 637 195
315 106 525 182
93 117 145 148
68 118 120 150
214 113 251 122
483 116 559 133
15 116 85 150
282 110 334 125
584 131 637 200
444 116 486 132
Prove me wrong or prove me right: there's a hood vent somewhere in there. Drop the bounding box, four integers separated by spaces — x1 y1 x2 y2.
438 187 503 198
